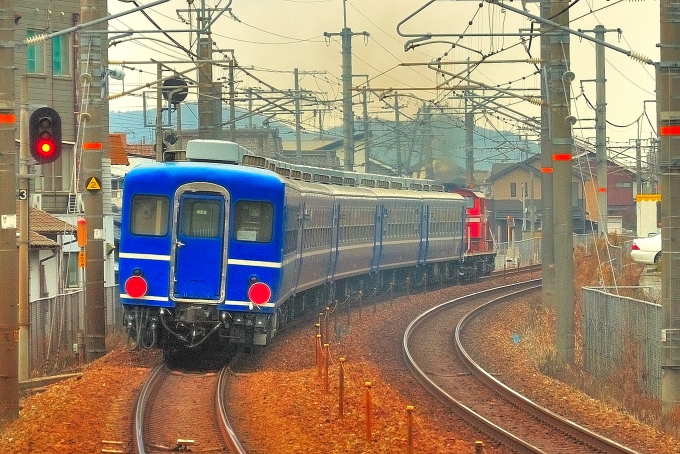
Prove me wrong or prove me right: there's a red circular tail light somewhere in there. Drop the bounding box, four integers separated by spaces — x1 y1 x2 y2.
125 275 148 298
248 282 271 305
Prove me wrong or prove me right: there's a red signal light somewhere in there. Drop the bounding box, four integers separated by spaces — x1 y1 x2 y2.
35 138 57 158
29 107 62 164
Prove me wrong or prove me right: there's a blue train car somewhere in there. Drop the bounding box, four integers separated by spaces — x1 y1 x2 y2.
118 142 494 350
119 161 287 348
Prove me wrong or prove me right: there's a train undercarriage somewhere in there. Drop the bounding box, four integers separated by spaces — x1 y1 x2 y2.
123 253 496 352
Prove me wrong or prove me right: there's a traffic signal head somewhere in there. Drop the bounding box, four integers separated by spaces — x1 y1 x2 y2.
29 107 62 164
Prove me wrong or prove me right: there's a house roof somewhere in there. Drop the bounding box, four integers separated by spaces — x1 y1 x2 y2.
110 133 130 165
16 204 75 248
26 207 76 234
30 231 60 249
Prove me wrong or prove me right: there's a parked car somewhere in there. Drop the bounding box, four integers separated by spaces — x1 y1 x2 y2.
631 233 661 264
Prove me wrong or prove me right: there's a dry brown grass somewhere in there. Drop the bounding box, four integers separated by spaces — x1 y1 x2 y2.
531 234 679 437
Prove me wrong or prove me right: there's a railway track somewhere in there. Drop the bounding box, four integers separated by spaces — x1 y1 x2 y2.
403 279 639 454
133 358 246 454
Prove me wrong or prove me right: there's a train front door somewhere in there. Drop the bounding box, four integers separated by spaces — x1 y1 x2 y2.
171 187 229 302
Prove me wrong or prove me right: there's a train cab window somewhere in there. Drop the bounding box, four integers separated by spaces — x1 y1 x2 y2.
180 199 222 238
234 200 274 242
463 196 475 209
130 195 170 236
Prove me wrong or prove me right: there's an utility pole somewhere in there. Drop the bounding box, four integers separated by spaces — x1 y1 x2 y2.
362 85 370 173
549 0 575 364
394 93 402 176
594 25 609 236
659 0 680 414
324 0 368 171
80 0 107 363
540 0 556 311
581 25 616 235
465 59 475 187
294 68 302 164
197 0 214 140
18 77 29 382
422 106 434 180
0 0 19 425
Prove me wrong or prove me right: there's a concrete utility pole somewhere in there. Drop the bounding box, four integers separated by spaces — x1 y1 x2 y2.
658 0 680 414
324 0 368 171
361 84 370 173
594 25 609 236
540 0 556 311
581 25 616 235
549 0 575 363
18 77 29 382
394 93 402 175
0 0 19 425
294 68 302 164
465 59 475 187
80 0 107 363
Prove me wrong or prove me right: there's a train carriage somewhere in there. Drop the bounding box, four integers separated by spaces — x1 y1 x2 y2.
118 141 497 351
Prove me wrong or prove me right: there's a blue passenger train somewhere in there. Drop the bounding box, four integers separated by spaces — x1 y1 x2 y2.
118 141 496 350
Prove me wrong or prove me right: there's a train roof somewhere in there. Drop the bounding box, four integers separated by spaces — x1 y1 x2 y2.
123 161 287 196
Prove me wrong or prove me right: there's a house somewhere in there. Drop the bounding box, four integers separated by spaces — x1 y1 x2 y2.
486 155 586 241
574 152 637 232
17 206 76 300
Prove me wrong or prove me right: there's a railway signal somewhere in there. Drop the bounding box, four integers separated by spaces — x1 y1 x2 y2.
29 107 62 164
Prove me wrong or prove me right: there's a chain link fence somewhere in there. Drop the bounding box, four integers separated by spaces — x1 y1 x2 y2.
29 286 123 377
582 286 662 397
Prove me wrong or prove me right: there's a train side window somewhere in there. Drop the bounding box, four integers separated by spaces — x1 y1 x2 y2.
234 200 274 242
130 195 170 236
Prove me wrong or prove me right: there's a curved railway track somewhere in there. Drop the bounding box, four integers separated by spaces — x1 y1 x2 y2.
403 279 640 454
133 360 246 454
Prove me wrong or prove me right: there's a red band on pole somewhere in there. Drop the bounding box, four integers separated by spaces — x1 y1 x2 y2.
541 167 553 173
552 153 572 161
660 125 680 136
597 187 607 193
83 142 103 150
0 113 16 123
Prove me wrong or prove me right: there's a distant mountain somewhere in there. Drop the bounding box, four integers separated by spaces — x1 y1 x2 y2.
110 105 538 175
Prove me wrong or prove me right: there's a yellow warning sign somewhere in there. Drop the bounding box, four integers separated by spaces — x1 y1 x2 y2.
78 251 86 268
86 177 101 191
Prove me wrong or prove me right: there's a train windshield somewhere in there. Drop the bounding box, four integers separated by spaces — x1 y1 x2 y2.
234 200 274 242
463 196 475 209
130 195 170 236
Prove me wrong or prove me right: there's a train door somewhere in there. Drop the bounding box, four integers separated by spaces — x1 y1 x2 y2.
328 202 340 281
371 204 384 272
170 184 229 302
418 204 429 265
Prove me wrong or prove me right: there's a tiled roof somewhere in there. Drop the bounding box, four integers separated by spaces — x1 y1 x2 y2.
30 231 59 249
15 203 75 248
26 207 75 234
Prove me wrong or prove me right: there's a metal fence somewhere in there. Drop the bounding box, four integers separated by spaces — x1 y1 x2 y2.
582 287 662 397
494 237 542 269
29 286 123 377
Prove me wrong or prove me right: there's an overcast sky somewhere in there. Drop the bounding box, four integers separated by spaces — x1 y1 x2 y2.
106 0 660 151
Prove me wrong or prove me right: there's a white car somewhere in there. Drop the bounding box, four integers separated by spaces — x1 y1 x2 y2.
631 233 661 264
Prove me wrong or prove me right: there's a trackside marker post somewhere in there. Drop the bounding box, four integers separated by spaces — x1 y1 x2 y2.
406 405 414 454
323 343 330 393
365 381 372 440
338 357 345 419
